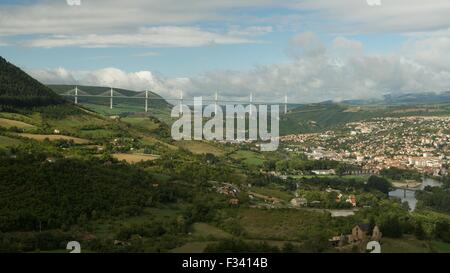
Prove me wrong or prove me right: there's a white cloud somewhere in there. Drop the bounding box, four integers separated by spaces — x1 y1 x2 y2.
332 37 364 57
27 66 185 99
27 32 450 103
1 0 450 49
290 0 450 34
23 26 258 48
29 67 77 84
0 0 277 36
403 36 450 71
288 32 326 58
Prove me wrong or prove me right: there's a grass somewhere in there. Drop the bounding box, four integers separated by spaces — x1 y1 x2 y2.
176 140 225 156
191 223 233 240
237 208 329 241
81 103 172 124
112 153 159 163
77 129 118 139
91 207 181 240
0 135 23 148
46 114 108 133
381 236 431 253
122 117 160 131
230 150 265 167
431 241 450 253
250 186 293 202
17 133 91 144
0 112 38 125
170 242 212 253
0 118 36 130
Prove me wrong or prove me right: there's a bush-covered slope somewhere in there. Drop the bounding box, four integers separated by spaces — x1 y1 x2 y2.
0 56 64 108
0 154 160 232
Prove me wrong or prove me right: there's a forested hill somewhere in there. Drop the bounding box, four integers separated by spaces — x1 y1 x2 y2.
0 56 65 108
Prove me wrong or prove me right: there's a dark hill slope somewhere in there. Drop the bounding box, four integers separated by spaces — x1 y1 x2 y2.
0 56 64 108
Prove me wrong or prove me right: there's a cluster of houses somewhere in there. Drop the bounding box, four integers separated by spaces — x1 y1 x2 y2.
329 224 382 249
281 116 450 178
290 190 357 208
215 182 241 205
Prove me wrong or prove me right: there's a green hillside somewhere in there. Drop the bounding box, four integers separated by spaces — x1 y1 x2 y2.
0 57 64 108
48 84 172 123
280 103 450 135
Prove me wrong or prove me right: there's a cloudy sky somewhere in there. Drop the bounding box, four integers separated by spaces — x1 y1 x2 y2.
1 0 450 102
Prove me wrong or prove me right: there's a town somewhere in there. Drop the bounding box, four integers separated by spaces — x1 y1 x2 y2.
281 116 450 177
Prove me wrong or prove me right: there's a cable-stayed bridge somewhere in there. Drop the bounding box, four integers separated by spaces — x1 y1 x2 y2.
61 86 290 114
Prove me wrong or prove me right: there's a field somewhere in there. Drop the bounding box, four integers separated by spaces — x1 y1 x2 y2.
190 223 233 240
170 242 211 253
112 153 159 163
381 236 432 253
122 117 160 131
176 140 225 156
0 112 38 124
0 118 36 130
46 114 109 133
250 186 293 202
236 208 329 241
171 222 302 253
230 150 265 167
17 133 91 144
0 135 23 148
431 241 450 253
81 103 172 124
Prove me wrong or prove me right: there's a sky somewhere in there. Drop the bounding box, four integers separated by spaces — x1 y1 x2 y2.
0 0 450 102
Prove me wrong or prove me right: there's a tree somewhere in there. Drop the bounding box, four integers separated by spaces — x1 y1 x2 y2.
434 220 450 243
366 176 392 194
380 215 402 238
414 220 426 240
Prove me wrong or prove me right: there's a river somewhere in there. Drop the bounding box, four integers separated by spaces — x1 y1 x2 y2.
388 177 443 211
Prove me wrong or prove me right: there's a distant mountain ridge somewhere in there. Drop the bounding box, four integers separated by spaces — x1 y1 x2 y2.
0 56 65 108
338 91 450 105
382 91 450 105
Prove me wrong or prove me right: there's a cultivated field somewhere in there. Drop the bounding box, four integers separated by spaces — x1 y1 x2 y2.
176 140 225 156
0 135 23 148
17 133 91 144
0 118 36 129
112 153 159 163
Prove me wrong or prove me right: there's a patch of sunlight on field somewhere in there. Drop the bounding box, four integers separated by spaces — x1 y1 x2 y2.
0 118 36 129
47 115 108 131
17 133 91 144
112 153 159 163
250 186 294 202
176 140 225 156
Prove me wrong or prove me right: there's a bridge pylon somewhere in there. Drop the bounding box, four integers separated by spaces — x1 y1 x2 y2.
110 87 114 109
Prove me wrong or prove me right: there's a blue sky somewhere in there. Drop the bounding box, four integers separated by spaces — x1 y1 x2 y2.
1 0 450 101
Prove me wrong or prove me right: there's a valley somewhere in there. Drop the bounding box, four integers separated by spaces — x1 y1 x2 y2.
1 56 450 253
